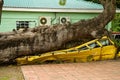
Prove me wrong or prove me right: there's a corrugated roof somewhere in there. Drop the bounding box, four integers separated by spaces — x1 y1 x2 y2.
3 0 103 10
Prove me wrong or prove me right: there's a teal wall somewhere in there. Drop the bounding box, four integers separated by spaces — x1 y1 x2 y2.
0 11 105 32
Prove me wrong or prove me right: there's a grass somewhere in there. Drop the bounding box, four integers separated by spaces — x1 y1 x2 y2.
0 65 24 80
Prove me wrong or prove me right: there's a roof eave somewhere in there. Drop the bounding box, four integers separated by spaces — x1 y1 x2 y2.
3 7 103 13
116 10 120 13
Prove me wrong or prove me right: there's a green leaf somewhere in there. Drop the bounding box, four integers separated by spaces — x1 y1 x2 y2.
59 0 66 6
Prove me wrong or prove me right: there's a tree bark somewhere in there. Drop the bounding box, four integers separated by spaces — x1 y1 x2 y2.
0 0 116 64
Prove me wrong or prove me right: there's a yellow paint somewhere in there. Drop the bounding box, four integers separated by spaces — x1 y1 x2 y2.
16 36 118 65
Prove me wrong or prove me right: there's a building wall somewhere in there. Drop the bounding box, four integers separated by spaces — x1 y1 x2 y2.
0 11 105 32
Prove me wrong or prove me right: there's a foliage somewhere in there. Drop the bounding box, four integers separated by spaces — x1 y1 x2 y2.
113 39 120 47
116 0 120 8
111 14 120 32
59 0 66 6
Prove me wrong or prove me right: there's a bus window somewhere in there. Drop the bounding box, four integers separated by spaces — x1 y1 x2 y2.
77 46 89 51
88 42 100 49
99 39 112 46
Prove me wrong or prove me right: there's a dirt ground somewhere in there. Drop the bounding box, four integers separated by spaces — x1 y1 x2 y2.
0 65 24 80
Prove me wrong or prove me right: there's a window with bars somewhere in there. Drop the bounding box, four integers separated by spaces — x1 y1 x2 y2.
16 21 29 30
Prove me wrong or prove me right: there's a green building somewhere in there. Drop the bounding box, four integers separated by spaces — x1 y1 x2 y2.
0 0 119 32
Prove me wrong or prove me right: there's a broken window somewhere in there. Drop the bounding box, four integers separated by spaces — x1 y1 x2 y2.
77 46 89 51
88 42 100 49
99 39 112 46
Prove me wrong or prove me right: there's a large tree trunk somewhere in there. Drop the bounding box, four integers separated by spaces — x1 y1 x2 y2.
0 0 116 64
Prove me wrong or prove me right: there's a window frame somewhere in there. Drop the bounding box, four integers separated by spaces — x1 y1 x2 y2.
98 39 113 46
87 42 101 49
16 21 29 30
77 45 89 51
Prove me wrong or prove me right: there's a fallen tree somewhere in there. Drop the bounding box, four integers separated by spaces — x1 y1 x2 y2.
0 0 116 64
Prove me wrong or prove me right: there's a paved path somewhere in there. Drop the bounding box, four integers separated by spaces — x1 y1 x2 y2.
21 60 120 80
